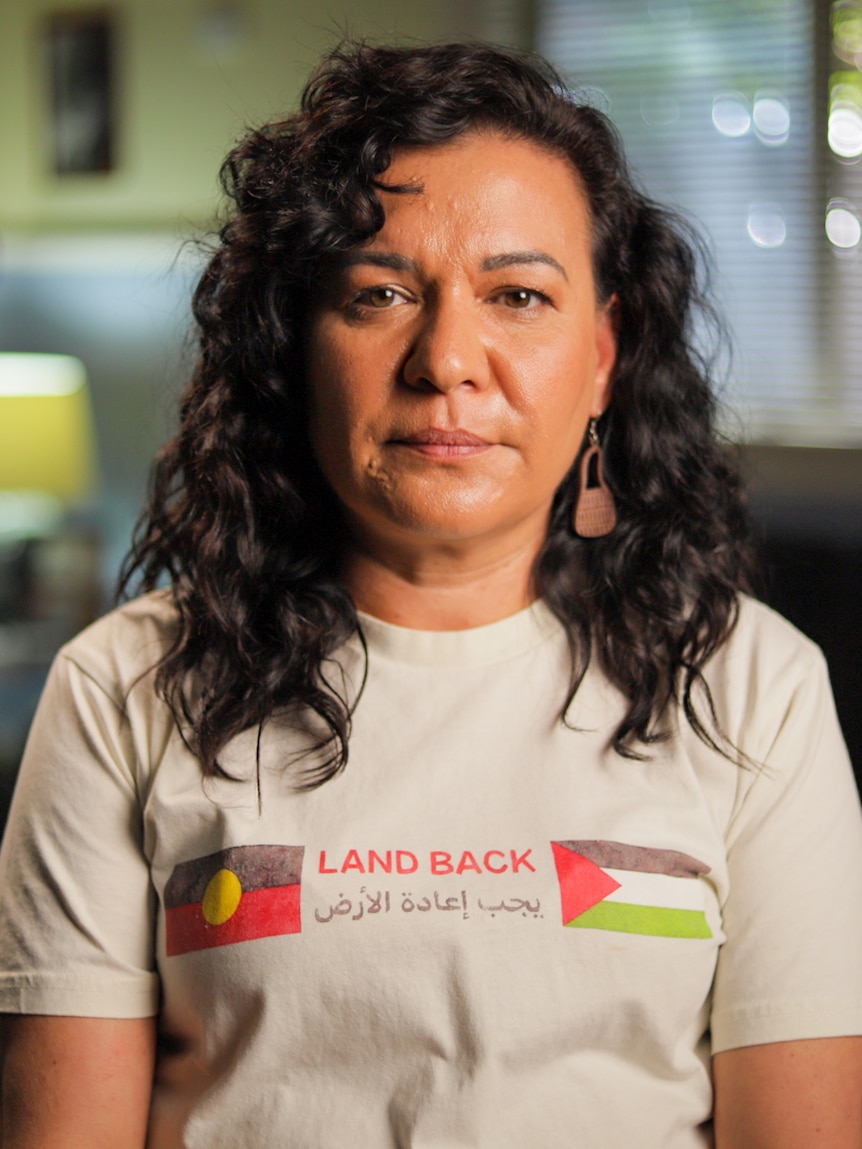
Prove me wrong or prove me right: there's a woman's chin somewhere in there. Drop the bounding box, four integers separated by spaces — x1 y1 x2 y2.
347 494 551 560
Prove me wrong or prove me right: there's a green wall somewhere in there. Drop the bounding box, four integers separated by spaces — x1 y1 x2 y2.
0 0 483 232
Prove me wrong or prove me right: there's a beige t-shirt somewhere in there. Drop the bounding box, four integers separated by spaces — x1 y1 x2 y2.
1 592 861 1148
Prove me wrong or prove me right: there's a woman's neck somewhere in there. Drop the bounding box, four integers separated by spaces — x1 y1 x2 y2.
342 533 544 630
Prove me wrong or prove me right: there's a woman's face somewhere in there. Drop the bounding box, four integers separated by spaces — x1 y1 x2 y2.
306 131 616 564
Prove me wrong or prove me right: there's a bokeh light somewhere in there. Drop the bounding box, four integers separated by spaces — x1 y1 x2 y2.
747 205 787 248
752 95 791 145
829 103 862 158
712 93 751 138
825 200 862 248
640 96 680 127
832 5 862 68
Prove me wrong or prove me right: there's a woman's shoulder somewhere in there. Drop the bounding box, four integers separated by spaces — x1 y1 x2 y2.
54 589 178 708
719 593 825 682
703 593 832 760
725 593 822 664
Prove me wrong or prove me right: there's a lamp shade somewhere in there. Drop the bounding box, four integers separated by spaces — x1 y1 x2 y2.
0 354 97 502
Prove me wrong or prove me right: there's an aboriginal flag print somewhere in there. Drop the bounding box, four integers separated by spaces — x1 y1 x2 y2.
551 839 713 939
165 844 304 956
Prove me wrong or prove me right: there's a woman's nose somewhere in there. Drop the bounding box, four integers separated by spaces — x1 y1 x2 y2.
401 298 491 393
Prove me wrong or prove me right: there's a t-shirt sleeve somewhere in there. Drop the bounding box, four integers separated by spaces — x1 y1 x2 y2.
709 642 862 1052
0 648 159 1018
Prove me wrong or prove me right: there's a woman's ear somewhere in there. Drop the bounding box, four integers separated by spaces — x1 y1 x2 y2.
592 294 618 417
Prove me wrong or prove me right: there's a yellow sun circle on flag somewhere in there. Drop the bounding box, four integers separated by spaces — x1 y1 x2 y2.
202 868 243 925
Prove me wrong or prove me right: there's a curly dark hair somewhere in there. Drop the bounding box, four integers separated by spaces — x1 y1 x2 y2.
119 39 755 787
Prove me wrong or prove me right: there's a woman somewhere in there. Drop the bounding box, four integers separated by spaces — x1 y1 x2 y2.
1 41 861 1149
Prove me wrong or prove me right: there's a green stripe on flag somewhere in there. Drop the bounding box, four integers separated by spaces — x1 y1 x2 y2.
566 900 712 938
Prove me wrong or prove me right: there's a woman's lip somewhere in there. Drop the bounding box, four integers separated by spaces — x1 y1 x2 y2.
392 429 493 459
395 429 491 447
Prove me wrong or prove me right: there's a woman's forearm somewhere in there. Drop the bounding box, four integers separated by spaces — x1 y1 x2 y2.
713 1036 862 1149
0 1015 156 1149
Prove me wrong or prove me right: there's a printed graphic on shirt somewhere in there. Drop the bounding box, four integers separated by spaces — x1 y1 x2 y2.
165 844 304 955
552 840 712 939
312 847 542 924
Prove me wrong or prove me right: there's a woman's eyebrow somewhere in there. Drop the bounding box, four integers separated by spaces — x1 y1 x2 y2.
340 252 419 272
338 250 568 280
481 250 568 280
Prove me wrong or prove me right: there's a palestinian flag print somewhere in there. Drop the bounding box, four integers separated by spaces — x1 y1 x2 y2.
552 839 713 939
165 844 304 956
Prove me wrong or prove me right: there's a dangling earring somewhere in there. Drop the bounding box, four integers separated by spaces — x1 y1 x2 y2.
573 418 617 538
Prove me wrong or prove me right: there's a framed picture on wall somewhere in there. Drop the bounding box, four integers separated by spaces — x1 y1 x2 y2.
46 10 115 175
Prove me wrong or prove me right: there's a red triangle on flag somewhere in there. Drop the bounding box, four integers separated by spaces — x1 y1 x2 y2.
551 841 621 924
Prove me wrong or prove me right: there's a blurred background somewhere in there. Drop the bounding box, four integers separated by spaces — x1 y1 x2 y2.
1 0 860 828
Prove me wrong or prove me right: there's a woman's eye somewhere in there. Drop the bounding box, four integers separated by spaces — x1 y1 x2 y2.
344 285 411 319
499 288 547 309
357 287 404 308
